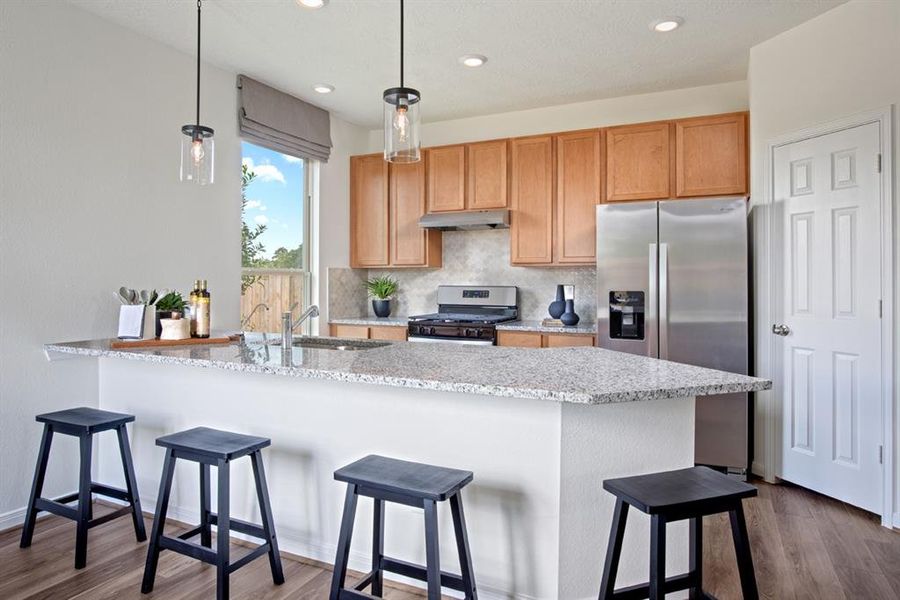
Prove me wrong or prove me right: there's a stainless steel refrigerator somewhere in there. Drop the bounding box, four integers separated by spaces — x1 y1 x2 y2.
596 197 749 474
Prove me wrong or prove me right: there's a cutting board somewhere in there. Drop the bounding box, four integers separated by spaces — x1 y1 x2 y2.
110 335 237 349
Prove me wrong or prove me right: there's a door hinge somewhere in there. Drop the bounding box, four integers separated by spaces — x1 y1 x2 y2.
878 299 883 318
876 153 882 173
879 445 883 464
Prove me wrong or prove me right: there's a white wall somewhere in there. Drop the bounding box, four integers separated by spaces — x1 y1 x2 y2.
367 80 748 150
0 0 239 522
747 0 900 518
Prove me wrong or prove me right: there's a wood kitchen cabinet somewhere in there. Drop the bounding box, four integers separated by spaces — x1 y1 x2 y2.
350 153 440 268
467 139 508 209
605 121 671 202
510 135 554 265
497 330 595 348
675 112 748 197
426 145 466 212
556 130 602 264
391 160 442 267
330 324 408 341
350 154 389 267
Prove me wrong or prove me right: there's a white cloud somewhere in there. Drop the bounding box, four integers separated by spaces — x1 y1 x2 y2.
242 157 286 185
254 215 269 225
282 154 302 164
245 199 264 210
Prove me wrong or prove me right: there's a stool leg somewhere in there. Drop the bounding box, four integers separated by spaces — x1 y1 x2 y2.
74 433 93 569
689 516 703 599
729 504 759 600
329 484 359 600
598 498 629 600
200 463 212 548
423 499 441 600
371 498 385 597
141 449 176 594
216 459 231 600
251 450 284 585
450 492 478 600
117 424 146 542
20 424 53 548
649 514 666 600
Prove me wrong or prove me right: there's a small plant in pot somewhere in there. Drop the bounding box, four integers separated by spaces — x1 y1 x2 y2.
365 275 398 318
154 291 187 338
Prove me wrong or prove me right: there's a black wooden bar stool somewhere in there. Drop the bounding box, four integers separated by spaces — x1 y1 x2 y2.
20 407 146 569
330 454 478 600
140 427 284 600
598 466 759 600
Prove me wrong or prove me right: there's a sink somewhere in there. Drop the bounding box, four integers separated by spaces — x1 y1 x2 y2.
274 336 392 351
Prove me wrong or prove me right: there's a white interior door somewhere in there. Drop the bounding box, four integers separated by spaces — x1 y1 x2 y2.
774 122 883 513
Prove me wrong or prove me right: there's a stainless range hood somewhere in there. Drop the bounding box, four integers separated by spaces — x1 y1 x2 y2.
418 210 509 231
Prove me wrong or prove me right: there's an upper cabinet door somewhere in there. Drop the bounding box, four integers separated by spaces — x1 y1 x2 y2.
426 145 466 212
675 112 748 197
467 140 508 209
510 135 554 264
556 130 602 264
391 161 442 267
350 154 389 267
605 122 671 202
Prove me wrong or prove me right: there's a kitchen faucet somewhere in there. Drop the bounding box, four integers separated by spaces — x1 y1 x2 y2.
282 304 319 349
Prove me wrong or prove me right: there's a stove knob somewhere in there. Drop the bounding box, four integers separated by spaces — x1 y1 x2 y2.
427 327 436 336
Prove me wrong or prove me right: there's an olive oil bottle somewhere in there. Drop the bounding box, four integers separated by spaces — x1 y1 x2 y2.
188 280 201 337
195 280 211 339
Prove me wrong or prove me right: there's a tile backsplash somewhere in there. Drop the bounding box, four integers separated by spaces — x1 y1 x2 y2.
330 229 596 322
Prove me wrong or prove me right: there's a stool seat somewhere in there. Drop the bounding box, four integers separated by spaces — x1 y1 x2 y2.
335 454 473 501
604 466 757 515
156 426 270 460
36 406 134 434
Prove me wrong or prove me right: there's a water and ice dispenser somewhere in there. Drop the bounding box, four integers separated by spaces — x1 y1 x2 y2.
608 291 644 340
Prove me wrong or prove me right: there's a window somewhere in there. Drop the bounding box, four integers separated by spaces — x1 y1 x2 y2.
240 141 311 332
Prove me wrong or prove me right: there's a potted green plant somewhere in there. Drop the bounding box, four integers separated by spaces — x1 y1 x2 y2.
154 291 187 338
365 275 399 318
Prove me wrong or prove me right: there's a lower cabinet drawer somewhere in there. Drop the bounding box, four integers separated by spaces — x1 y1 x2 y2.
498 330 595 348
369 325 408 341
330 324 369 339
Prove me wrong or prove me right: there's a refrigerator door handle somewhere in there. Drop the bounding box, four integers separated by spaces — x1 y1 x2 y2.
659 242 669 360
648 243 658 358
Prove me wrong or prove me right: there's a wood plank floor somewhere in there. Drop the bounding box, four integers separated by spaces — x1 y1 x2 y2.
0 480 897 599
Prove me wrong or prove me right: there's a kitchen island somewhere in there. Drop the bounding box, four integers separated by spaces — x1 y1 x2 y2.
45 335 769 600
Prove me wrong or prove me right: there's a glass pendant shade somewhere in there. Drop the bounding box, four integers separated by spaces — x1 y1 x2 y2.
180 124 215 185
383 87 420 163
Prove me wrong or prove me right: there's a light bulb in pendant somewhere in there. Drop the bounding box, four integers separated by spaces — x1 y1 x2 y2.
393 105 409 143
190 139 205 164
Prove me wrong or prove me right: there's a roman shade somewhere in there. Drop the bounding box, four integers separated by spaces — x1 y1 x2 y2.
238 74 332 162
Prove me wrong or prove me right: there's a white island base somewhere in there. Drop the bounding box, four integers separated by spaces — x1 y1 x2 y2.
92 357 693 600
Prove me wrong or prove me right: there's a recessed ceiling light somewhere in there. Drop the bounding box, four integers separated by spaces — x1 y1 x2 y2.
459 54 487 68
296 0 327 9
313 84 334 94
650 17 683 32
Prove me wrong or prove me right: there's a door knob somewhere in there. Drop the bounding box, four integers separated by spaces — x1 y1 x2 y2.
772 324 791 336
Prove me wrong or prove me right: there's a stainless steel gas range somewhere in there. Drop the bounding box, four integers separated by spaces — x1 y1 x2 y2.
407 285 518 345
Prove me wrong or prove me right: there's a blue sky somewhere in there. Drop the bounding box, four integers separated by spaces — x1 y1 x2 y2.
241 141 304 259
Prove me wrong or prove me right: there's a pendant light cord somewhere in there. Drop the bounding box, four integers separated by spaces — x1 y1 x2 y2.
399 0 404 88
196 0 202 129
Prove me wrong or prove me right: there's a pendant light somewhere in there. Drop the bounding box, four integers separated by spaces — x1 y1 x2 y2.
180 0 214 185
383 0 420 163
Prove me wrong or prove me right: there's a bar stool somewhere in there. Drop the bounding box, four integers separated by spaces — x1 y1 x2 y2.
140 427 284 600
330 454 478 600
598 466 759 600
20 407 146 569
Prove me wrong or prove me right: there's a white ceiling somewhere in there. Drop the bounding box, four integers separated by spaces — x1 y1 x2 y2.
68 0 844 128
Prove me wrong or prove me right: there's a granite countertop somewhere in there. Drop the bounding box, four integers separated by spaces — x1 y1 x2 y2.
497 320 597 335
330 317 409 327
45 335 770 405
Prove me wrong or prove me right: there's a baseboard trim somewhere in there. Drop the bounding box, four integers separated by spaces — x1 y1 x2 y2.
893 511 900 529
